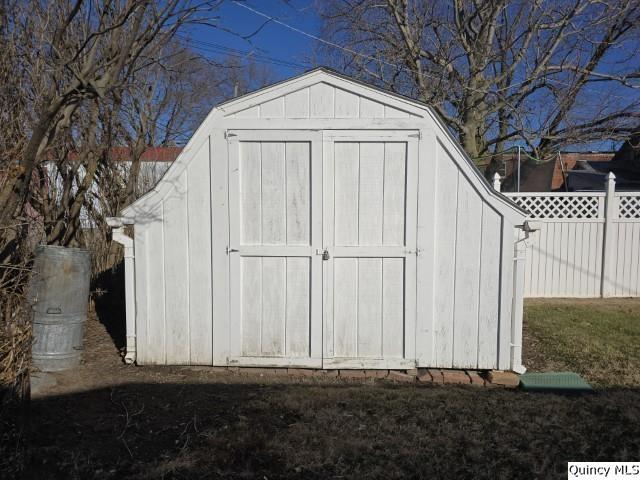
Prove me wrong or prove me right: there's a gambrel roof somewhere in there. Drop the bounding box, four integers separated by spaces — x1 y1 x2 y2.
123 67 525 219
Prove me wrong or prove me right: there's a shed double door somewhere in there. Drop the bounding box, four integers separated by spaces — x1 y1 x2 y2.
228 130 418 369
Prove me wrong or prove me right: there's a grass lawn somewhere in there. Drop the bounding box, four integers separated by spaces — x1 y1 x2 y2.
524 298 640 388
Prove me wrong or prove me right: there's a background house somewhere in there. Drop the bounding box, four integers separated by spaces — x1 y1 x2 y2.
493 151 618 192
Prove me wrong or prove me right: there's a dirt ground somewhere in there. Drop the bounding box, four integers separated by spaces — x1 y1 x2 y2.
2 303 635 479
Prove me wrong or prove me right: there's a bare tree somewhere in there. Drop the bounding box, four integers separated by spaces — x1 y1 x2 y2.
320 0 640 168
0 0 224 252
0 0 224 420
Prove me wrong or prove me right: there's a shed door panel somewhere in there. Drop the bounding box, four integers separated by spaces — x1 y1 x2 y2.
228 133 323 367
323 135 418 369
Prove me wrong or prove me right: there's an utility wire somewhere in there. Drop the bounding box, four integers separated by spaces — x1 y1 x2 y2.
177 33 310 70
232 1 638 104
231 1 494 98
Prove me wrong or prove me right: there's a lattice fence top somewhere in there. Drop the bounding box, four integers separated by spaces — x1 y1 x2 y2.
618 195 640 219
507 195 600 219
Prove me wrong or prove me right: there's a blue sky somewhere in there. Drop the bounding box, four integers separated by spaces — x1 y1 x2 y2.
188 1 320 80
180 1 635 153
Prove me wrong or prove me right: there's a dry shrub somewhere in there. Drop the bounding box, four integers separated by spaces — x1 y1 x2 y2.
0 244 33 479
83 228 123 278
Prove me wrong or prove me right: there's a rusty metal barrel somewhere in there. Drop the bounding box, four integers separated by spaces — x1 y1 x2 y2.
29 245 91 372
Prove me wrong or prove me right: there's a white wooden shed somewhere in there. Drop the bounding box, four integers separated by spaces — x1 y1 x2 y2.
110 68 529 372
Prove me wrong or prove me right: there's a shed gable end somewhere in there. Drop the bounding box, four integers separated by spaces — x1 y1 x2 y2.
224 82 420 120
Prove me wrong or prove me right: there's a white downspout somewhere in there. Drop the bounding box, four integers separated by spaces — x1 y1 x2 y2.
510 238 527 374
107 217 136 364
511 221 540 374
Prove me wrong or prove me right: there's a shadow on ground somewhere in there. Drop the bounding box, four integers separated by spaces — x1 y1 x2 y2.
6 380 640 480
92 262 126 352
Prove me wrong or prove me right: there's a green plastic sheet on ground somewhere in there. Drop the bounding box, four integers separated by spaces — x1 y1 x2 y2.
519 372 593 392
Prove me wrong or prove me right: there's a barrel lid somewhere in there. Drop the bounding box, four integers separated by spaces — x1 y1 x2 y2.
36 245 90 255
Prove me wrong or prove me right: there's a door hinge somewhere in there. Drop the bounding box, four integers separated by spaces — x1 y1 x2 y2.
409 131 422 140
225 246 239 254
224 131 237 139
405 248 423 256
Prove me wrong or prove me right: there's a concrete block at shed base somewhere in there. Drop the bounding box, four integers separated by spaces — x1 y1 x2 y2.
487 370 520 388
388 370 416 383
417 368 433 382
239 367 286 377
466 371 486 386
428 369 444 383
442 370 471 384
339 370 366 379
312 369 339 377
287 368 315 377
364 369 389 378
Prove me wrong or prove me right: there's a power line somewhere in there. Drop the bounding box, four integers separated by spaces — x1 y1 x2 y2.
232 1 639 104
231 1 495 99
176 33 310 71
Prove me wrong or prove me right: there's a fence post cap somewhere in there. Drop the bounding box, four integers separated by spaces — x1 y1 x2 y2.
492 172 502 192
607 172 616 181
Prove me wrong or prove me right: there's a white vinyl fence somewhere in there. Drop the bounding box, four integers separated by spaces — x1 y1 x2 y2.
501 173 640 297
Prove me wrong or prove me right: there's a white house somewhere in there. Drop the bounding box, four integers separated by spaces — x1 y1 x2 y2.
109 68 529 372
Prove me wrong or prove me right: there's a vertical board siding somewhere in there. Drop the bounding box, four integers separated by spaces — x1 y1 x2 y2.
452 179 483 368
284 88 309 118
134 225 149 364
240 142 262 244
187 141 212 364
334 87 359 118
211 130 230 365
285 142 311 245
241 257 262 355
382 258 405 357
260 97 284 118
241 142 312 246
309 83 334 118
145 205 165 364
240 256 312 357
261 257 286 355
357 258 383 357
237 139 314 360
383 143 407 245
286 258 311 356
231 84 419 120
334 142 408 247
333 258 358 357
433 145 458 367
261 143 286 244
329 139 411 362
430 142 506 369
358 143 384 245
332 257 405 359
359 97 385 118
334 143 360 246
163 171 190 364
384 105 410 118
477 204 501 369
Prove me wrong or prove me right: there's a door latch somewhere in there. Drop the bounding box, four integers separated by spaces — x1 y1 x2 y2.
316 248 330 260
